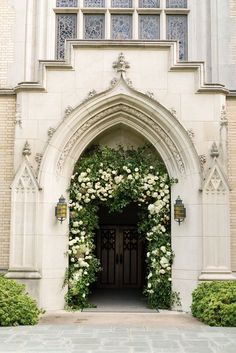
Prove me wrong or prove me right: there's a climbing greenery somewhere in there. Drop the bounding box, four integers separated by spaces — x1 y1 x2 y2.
66 145 175 310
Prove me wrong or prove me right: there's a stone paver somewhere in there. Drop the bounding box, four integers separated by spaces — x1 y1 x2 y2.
0 313 236 353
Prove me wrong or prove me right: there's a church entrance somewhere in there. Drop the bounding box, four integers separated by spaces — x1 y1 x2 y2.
96 204 146 290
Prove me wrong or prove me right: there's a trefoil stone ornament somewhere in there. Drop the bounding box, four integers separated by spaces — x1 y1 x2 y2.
113 52 130 73
146 91 155 100
210 142 219 158
64 105 73 119
83 89 97 103
48 127 56 140
110 77 118 87
199 154 206 170
22 141 31 157
187 129 195 140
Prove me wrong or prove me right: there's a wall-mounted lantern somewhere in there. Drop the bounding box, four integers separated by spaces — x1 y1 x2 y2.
55 195 67 223
174 196 186 225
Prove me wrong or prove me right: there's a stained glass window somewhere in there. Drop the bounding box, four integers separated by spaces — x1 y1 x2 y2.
139 15 160 40
56 14 77 59
139 0 159 7
111 15 132 39
167 15 187 60
56 0 78 7
84 0 104 6
84 14 105 39
166 0 187 8
111 0 132 8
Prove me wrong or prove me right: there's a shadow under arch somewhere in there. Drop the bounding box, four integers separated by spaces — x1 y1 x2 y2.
38 90 201 188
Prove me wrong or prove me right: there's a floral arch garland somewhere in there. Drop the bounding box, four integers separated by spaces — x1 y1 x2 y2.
66 145 175 310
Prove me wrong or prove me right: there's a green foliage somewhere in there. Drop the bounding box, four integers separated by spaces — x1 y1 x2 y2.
0 276 42 326
191 281 236 326
68 145 175 310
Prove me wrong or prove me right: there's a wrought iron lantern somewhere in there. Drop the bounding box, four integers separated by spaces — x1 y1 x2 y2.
174 196 186 225
55 195 67 223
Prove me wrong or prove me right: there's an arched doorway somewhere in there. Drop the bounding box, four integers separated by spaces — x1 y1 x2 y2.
96 203 146 290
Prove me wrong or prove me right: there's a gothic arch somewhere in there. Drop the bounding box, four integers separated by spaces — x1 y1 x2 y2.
39 78 201 187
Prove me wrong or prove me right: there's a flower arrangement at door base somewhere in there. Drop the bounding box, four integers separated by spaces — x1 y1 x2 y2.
65 145 176 310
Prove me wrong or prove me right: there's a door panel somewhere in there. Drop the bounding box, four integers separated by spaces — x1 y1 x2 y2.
97 227 118 288
97 225 142 289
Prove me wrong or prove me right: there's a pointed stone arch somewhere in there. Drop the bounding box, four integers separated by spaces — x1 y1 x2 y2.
6 158 41 279
200 160 233 280
30 80 205 311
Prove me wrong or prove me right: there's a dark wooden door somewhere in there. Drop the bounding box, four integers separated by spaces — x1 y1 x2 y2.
96 226 142 288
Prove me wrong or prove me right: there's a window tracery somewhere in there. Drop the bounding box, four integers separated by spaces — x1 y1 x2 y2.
111 15 132 39
139 15 160 40
167 15 188 60
111 0 132 8
166 0 187 8
84 0 104 6
56 0 78 7
54 1 189 60
56 14 77 59
139 0 159 7
84 14 105 39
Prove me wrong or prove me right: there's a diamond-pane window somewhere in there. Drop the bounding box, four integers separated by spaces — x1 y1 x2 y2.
139 15 160 40
84 14 105 39
84 0 105 6
167 15 187 60
111 0 132 8
111 15 132 39
56 14 77 59
139 0 159 7
56 0 78 7
166 0 187 8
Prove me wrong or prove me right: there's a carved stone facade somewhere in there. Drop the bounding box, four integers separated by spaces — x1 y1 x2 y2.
0 0 236 312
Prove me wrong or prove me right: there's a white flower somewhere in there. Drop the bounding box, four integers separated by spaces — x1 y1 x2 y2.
127 174 133 180
147 282 152 288
73 221 79 227
82 293 86 298
135 167 139 172
114 175 123 184
160 246 166 253
159 269 165 274
168 278 172 281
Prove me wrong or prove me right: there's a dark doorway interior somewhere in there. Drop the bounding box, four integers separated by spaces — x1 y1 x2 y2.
86 204 150 312
96 203 146 289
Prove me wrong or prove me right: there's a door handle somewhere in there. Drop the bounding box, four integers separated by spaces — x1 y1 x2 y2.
116 254 119 264
120 254 123 264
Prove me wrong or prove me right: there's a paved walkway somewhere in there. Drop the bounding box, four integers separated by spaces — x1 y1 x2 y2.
0 312 236 353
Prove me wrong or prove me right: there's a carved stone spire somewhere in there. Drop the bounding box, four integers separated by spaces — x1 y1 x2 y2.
210 142 219 158
113 53 130 73
22 141 31 157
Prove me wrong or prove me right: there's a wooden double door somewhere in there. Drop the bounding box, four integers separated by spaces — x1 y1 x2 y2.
96 226 143 289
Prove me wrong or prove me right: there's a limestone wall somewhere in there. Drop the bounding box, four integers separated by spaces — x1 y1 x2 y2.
0 0 15 88
228 95 236 271
0 94 15 270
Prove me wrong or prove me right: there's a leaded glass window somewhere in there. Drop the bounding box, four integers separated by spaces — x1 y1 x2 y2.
167 15 187 60
139 0 159 7
111 0 132 8
56 14 77 59
166 0 187 8
84 0 104 6
84 14 105 39
56 0 78 7
139 15 160 40
111 15 132 39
